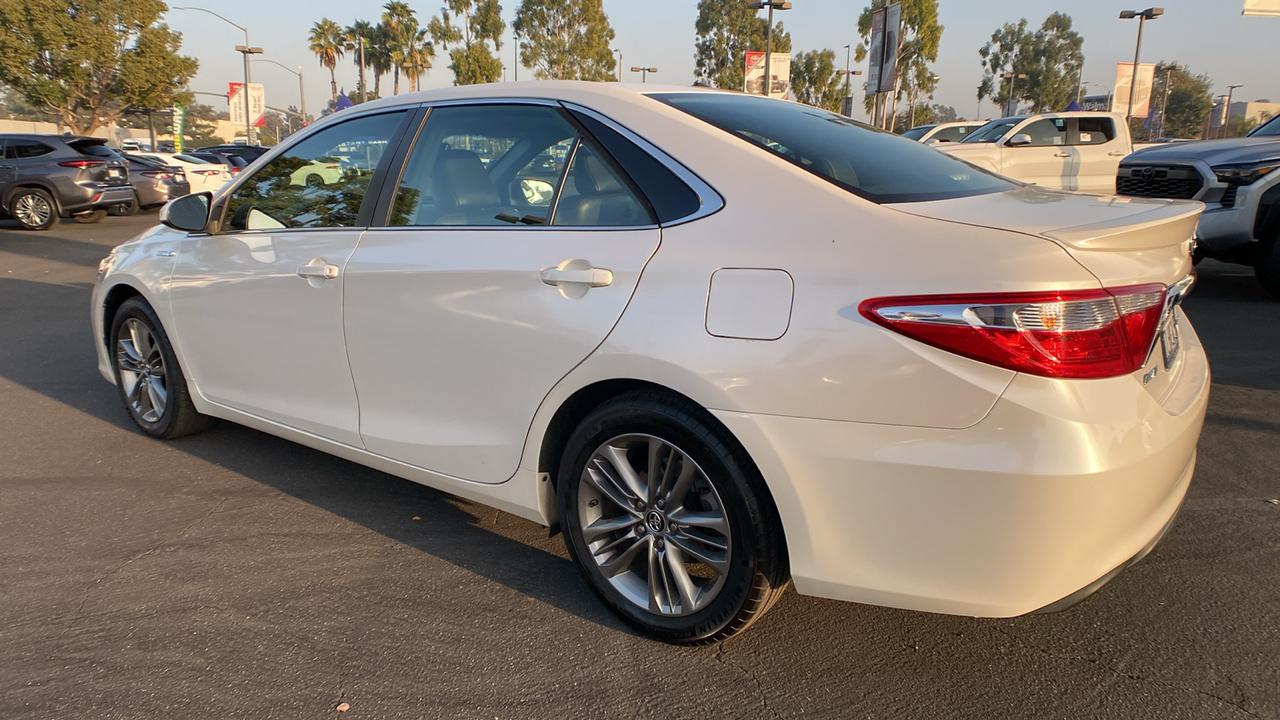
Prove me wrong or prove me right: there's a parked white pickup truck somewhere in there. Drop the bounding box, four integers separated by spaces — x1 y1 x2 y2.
938 112 1135 194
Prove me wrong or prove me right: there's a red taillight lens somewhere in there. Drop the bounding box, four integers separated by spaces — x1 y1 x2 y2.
859 284 1170 379
141 171 174 179
59 160 106 168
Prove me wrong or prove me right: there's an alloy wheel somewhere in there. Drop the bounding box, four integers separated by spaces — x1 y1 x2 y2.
14 193 52 227
115 318 169 423
576 434 732 616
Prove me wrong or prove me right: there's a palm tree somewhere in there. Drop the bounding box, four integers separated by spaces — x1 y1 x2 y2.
364 23 394 98
402 28 434 92
345 20 376 101
381 1 415 95
309 18 345 105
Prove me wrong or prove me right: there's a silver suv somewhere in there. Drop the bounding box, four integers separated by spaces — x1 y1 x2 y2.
0 134 134 230
1117 115 1280 298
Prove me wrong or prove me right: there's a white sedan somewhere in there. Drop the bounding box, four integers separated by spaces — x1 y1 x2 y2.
130 152 232 194
92 82 1208 644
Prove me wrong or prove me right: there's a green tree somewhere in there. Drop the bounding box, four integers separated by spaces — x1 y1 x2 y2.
428 0 505 86
693 0 791 91
513 0 616 81
853 0 943 125
0 0 197 135
977 12 1084 114
309 18 345 105
382 2 434 93
364 22 394 98
1150 64 1213 139
178 102 223 148
893 102 960 130
790 49 843 112
345 20 377 102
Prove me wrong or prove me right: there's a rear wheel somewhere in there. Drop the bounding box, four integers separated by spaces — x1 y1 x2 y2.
110 298 213 439
9 188 56 231
107 194 139 216
1256 236 1280 300
305 173 325 187
558 390 789 644
73 208 107 224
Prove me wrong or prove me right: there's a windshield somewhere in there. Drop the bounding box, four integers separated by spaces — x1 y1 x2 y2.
901 125 934 141
652 93 1013 203
1250 115 1280 137
962 119 1020 143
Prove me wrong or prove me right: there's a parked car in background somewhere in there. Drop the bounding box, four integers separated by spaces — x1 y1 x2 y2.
1117 113 1280 298
939 112 1135 193
0 133 132 230
92 82 1207 645
186 151 248 177
120 140 151 153
902 121 984 144
194 144 271 164
108 155 190 216
132 152 233 195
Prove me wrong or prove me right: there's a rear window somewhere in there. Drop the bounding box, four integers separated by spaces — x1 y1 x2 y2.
173 154 210 164
901 125 934 141
652 93 1013 204
68 139 118 158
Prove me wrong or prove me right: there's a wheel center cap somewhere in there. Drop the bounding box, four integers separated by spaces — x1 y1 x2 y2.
645 510 665 534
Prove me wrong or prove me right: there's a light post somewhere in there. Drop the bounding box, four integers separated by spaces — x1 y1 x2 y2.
1081 81 1113 112
630 66 657 83
614 49 622 82
749 1 792 97
837 69 862 117
253 59 306 135
1223 84 1243 137
1154 63 1178 139
1119 7 1163 122
1001 72 1027 116
513 29 520 82
172 6 261 145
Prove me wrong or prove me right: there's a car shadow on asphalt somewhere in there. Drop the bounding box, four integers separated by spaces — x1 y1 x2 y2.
0 220 121 269
0 275 625 636
1182 260 1280 393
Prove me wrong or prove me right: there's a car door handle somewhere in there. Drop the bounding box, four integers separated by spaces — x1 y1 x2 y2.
296 262 339 280
1108 150 1128 156
541 266 613 288
1054 151 1071 157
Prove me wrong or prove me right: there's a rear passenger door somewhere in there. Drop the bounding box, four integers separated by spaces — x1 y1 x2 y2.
344 102 662 483
1071 116 1125 194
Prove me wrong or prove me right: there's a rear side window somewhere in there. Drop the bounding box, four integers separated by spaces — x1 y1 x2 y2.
570 111 702 223
69 140 118 158
931 126 973 143
653 93 1013 204
1019 118 1068 146
10 141 54 158
1074 117 1116 145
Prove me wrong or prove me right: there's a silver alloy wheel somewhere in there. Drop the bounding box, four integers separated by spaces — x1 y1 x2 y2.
115 318 168 424
577 434 732 616
14 193 52 227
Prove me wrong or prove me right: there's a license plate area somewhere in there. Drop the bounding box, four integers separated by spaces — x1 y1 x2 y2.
1159 313 1181 370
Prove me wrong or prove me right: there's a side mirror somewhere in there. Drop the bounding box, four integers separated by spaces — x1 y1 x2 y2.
924 138 940 146
159 192 212 232
1005 134 1033 147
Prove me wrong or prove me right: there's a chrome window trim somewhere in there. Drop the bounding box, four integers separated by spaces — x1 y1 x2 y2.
560 101 725 227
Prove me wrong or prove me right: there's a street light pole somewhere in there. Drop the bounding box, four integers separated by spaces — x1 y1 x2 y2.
615 49 622 82
173 6 261 145
629 66 657 83
1119 8 1164 123
1224 84 1243 138
253 58 306 134
749 1 792 97
1001 71 1027 116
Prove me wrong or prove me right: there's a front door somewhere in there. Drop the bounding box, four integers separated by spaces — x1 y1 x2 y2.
345 103 661 483
1002 117 1077 190
167 110 410 446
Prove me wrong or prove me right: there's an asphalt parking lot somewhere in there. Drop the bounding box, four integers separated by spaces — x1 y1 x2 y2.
2 214 1277 719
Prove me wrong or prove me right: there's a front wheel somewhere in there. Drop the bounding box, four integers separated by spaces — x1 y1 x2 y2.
109 298 213 438
1255 237 1280 300
558 390 789 644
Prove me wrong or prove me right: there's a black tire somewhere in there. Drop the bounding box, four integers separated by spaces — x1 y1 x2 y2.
304 173 325 187
1255 237 1280 300
73 208 107 224
8 188 57 231
558 390 789 645
107 194 139 216
109 297 213 439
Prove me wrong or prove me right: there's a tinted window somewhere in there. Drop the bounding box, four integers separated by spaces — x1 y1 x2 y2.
931 126 973 143
1249 115 1280 137
654 93 1013 204
1074 117 1117 145
224 110 406 231
901 125 934 141
10 141 54 159
69 140 118 158
962 119 1019 143
571 111 700 223
1019 118 1068 147
554 143 651 226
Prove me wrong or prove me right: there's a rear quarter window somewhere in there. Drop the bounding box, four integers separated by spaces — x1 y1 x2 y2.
652 93 1013 204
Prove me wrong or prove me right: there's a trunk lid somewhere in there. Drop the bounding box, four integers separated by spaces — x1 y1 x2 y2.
68 138 130 186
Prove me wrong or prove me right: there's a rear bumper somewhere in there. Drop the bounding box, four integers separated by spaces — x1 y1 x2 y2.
712 316 1209 618
62 183 134 214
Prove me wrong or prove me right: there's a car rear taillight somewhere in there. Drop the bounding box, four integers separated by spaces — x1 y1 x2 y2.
141 171 174 179
859 284 1170 379
229 167 242 173
59 160 106 168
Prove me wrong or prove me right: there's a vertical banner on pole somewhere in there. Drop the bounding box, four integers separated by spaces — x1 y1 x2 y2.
172 104 185 153
879 2 902 94
866 7 885 101
1114 62 1157 117
228 82 246 127
744 51 765 94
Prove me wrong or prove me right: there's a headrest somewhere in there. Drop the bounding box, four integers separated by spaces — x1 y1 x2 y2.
431 149 499 210
572 151 623 195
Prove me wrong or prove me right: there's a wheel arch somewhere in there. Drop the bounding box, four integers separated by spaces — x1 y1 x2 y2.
533 377 789 561
100 282 145 349
4 182 62 216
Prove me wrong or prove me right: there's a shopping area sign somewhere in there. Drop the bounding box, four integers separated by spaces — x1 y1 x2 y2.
228 82 266 128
